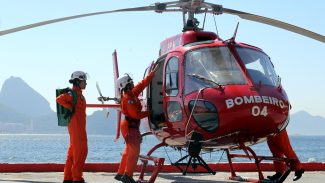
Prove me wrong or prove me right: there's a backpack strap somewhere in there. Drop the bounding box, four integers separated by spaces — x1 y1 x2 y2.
71 90 77 113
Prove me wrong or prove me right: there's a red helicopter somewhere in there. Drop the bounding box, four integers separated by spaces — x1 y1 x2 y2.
1 1 324 183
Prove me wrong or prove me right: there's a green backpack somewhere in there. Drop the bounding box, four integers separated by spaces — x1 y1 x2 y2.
56 87 77 126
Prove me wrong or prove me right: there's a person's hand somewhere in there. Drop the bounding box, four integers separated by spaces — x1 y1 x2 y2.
98 96 109 101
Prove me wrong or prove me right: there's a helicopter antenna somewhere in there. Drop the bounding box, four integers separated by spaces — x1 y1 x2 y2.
230 22 240 42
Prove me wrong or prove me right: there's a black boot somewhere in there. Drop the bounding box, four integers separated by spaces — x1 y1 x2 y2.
267 172 282 181
72 179 85 183
114 174 123 181
293 168 305 181
121 174 136 183
63 180 72 183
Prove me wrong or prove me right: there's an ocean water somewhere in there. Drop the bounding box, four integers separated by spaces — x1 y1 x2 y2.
0 134 324 163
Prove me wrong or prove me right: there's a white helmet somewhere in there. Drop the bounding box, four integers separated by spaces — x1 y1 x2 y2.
69 71 88 83
116 74 133 92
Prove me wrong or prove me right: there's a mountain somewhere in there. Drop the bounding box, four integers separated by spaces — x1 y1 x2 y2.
0 76 52 118
0 102 30 123
32 112 67 134
16 110 118 135
287 111 325 135
86 109 117 135
0 76 118 134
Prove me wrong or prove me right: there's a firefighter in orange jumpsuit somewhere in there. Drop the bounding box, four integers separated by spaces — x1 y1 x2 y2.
113 65 157 183
267 129 305 181
56 71 88 183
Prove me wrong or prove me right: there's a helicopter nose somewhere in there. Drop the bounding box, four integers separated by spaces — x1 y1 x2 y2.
184 82 290 139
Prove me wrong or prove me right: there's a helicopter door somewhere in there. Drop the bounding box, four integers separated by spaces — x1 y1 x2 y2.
163 53 185 132
148 57 166 130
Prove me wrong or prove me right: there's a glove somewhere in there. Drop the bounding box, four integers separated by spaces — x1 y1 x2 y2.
98 96 107 102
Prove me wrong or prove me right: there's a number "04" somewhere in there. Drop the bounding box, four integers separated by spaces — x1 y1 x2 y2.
252 106 268 116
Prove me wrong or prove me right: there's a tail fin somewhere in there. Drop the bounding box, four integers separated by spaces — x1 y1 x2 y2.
112 50 122 141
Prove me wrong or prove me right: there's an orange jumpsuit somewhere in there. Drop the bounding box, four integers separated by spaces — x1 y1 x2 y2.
117 72 155 177
56 86 87 181
267 129 302 173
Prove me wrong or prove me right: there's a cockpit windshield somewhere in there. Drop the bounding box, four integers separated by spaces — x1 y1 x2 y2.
236 47 278 87
185 47 246 95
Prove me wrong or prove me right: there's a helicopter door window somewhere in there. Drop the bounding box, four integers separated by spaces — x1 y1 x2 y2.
167 101 183 122
236 47 278 86
165 57 179 96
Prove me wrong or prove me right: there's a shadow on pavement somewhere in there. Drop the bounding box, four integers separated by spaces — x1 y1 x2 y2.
0 179 55 183
158 173 232 183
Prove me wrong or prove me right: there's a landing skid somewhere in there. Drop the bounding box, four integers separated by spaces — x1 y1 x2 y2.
225 146 293 183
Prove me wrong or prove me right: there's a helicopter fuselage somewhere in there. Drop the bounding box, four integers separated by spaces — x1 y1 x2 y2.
144 30 290 150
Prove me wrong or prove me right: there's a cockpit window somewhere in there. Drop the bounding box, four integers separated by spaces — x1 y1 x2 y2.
184 47 246 95
236 47 278 86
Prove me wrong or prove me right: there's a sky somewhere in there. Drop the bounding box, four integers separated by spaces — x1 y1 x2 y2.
0 0 324 117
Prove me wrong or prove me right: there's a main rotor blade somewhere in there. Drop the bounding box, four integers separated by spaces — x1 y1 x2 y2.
222 8 325 43
0 6 155 36
96 82 109 118
96 82 104 97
